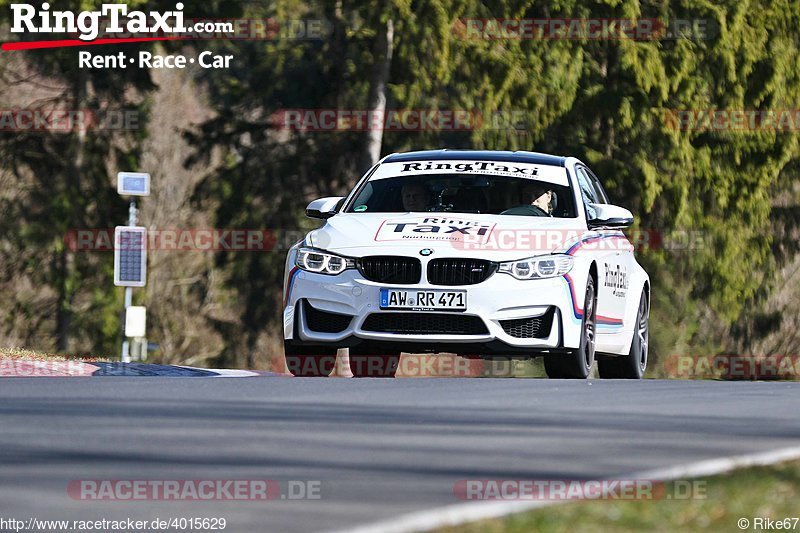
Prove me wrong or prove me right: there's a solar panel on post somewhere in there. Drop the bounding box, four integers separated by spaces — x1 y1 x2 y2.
114 226 147 287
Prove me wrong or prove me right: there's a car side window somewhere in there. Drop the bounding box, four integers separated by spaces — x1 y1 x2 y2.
584 167 610 204
575 167 599 220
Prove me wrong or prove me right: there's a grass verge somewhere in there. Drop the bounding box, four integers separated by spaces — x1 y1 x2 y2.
441 459 800 532
0 347 105 362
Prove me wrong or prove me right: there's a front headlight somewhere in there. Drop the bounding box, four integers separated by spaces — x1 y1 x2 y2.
295 247 355 275
498 254 573 280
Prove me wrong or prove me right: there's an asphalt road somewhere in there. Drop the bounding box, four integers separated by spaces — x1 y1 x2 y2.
1 377 799 532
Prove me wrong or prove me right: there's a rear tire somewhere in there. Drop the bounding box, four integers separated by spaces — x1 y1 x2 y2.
545 274 596 379
284 341 337 377
598 289 649 379
349 348 400 378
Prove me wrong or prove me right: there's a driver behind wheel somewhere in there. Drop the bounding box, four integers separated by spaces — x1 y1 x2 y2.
501 183 554 217
401 182 430 212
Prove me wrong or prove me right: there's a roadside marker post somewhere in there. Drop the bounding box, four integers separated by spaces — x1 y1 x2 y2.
114 172 150 363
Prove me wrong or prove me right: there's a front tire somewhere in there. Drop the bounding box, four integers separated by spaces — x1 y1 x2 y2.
598 289 649 379
545 274 596 379
284 341 337 377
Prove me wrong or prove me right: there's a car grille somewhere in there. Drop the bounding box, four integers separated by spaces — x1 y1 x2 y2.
499 308 555 339
427 258 496 285
303 300 353 333
358 256 421 284
361 313 489 335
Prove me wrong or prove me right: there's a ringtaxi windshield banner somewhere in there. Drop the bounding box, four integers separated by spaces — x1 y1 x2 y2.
370 160 570 186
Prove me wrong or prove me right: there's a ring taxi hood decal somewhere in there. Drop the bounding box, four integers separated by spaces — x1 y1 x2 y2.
306 213 627 261
369 160 570 187
374 216 496 244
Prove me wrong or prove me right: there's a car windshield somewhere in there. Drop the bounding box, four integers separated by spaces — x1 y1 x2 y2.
345 173 577 218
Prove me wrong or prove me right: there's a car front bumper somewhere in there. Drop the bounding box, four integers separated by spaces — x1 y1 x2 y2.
284 267 585 355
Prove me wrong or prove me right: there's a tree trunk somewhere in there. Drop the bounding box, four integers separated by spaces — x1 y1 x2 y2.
358 18 394 175
55 73 88 352
55 249 73 352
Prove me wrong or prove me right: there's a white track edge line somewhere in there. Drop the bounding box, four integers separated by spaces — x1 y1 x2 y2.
202 368 262 377
331 445 800 533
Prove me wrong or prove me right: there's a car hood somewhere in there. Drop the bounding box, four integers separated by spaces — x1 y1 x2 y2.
306 213 590 260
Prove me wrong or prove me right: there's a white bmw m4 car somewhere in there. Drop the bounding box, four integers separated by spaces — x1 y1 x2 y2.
283 150 650 379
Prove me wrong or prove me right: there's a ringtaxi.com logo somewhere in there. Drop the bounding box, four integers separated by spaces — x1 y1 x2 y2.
5 3 238 69
10 3 193 42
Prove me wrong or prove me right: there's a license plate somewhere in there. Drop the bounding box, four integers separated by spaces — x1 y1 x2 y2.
379 288 466 311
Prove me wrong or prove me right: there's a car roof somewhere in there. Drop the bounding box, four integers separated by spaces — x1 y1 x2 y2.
382 149 567 167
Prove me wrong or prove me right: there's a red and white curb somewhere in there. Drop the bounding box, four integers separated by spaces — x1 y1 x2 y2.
0 359 289 378
0 359 97 377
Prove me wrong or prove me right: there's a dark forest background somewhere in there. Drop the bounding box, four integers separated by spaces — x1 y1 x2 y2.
1 0 799 372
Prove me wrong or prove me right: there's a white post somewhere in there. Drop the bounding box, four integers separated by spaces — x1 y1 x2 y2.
120 199 138 363
121 287 133 362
